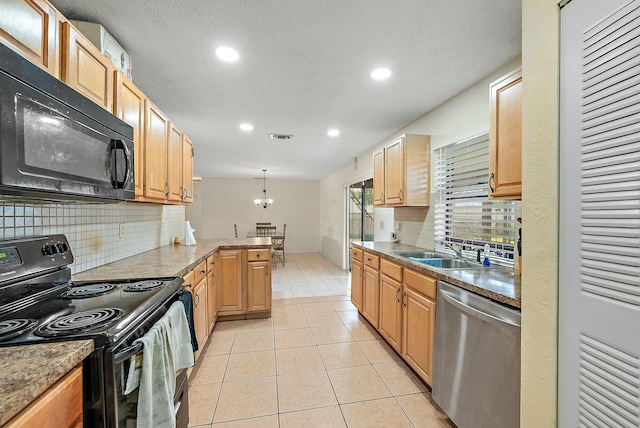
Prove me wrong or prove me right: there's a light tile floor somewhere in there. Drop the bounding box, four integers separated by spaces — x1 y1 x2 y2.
188 253 453 427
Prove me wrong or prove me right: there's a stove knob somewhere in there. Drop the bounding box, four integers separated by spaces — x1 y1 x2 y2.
61 243 69 252
56 243 65 253
51 245 59 254
42 245 53 256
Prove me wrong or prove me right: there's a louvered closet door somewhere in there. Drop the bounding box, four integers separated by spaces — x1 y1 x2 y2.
560 1 640 427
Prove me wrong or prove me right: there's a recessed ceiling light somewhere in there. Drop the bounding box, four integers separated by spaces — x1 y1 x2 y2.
215 46 239 62
239 123 254 132
371 68 391 81
327 128 340 137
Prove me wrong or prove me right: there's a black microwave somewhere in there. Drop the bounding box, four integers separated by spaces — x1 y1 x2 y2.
0 43 134 202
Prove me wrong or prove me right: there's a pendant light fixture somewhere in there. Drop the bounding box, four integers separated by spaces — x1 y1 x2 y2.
254 169 273 208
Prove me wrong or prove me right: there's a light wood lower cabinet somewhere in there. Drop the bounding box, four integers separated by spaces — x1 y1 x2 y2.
350 259 363 311
206 254 218 332
6 364 82 428
218 249 243 313
351 248 437 386
402 286 436 385
191 276 207 362
362 265 380 328
247 261 271 312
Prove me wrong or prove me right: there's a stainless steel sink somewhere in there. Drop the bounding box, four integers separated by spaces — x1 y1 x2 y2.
391 251 447 259
433 259 485 269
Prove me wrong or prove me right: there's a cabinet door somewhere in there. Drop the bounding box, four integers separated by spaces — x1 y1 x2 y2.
219 249 243 313
489 69 522 199
61 22 114 111
247 261 271 312
0 0 59 77
144 100 169 200
384 136 404 206
167 123 183 202
351 260 363 311
373 149 385 205
114 71 145 198
379 274 402 352
182 135 194 203
207 255 218 332
402 287 436 385
362 265 380 328
192 277 208 360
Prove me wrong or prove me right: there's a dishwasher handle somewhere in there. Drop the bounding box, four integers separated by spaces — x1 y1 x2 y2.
439 288 520 331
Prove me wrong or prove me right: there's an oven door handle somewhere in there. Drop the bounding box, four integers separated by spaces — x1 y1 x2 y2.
113 341 144 365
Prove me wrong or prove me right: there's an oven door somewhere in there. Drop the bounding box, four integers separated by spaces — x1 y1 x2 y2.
0 45 134 202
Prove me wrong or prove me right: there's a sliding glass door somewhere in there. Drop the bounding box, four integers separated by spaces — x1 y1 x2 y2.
347 179 374 269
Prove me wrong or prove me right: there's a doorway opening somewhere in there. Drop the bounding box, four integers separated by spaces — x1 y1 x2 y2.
347 178 374 270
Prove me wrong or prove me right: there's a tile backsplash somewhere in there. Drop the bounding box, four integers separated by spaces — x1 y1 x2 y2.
0 201 185 274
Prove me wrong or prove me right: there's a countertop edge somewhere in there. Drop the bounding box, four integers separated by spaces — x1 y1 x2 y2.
352 242 521 309
0 339 94 425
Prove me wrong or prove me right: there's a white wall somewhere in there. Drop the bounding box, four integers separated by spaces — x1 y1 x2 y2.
188 177 320 252
319 56 522 268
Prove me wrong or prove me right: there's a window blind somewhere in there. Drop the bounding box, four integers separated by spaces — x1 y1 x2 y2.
434 134 520 265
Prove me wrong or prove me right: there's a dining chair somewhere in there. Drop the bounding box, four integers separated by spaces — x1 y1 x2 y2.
272 224 286 266
256 225 277 237
234 224 238 238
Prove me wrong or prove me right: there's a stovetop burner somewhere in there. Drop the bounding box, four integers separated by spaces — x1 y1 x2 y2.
59 283 118 299
124 280 164 292
34 308 125 337
0 319 38 341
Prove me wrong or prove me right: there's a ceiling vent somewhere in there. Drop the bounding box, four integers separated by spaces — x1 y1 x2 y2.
269 133 293 140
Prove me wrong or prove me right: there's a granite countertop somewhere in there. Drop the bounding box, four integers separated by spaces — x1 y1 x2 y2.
73 238 272 281
0 340 94 425
353 242 521 309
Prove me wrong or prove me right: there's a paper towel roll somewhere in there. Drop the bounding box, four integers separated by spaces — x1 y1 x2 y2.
185 221 197 246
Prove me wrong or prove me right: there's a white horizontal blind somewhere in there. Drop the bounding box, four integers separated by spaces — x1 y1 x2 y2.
434 134 519 264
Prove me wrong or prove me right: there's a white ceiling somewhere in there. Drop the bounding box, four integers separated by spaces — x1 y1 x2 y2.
50 0 521 180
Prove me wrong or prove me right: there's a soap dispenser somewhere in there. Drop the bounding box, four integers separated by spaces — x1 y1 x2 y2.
483 244 491 267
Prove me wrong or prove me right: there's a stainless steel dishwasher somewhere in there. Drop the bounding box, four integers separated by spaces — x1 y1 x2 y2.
433 281 521 428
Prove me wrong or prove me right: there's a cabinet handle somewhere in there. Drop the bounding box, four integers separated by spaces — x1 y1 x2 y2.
165 183 170 198
266 269 269 276
257 254 260 258
395 288 400 303
380 192 384 202
402 291 407 308
194 292 200 308
489 173 495 193
211 273 216 285
359 267 364 278
200 270 205 274
185 282 192 289
398 189 403 202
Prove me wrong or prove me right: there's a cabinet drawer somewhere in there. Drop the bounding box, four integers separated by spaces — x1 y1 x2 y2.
207 254 215 272
193 260 207 285
380 258 402 282
363 252 379 270
351 247 363 262
248 249 270 262
403 269 436 300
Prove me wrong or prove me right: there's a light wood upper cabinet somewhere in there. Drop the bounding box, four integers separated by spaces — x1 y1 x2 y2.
0 0 60 77
61 22 114 111
374 134 430 207
144 100 170 201
114 71 146 198
168 123 183 202
218 249 243 313
182 135 194 203
5 364 83 428
373 149 385 206
489 68 522 200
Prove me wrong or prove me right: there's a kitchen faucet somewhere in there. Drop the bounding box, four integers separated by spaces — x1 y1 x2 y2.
443 240 466 259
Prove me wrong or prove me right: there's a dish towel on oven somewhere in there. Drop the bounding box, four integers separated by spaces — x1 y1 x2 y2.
134 301 195 428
